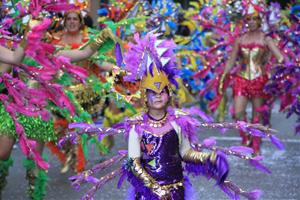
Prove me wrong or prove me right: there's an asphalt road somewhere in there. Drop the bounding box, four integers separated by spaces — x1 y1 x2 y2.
2 109 300 200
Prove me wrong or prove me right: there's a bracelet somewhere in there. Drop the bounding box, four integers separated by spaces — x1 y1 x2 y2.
89 37 104 52
183 149 211 163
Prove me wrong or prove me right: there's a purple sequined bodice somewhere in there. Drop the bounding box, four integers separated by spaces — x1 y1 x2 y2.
140 129 183 185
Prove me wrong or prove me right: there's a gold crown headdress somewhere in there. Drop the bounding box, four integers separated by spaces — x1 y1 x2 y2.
122 31 179 97
141 62 169 94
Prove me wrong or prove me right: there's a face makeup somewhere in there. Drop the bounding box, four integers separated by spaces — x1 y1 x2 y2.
146 88 169 110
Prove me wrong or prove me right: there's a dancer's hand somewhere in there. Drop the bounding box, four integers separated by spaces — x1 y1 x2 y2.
90 28 116 51
99 27 116 42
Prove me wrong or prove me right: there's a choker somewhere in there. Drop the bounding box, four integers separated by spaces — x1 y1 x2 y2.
147 113 168 128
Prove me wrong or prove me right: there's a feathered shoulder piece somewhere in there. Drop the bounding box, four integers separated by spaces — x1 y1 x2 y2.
121 107 212 142
173 108 189 117
127 113 144 124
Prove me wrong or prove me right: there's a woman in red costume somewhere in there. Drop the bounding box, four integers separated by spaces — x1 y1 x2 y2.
218 12 284 155
49 10 113 173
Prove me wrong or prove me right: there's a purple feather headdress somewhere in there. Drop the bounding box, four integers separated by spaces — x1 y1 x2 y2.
123 31 179 88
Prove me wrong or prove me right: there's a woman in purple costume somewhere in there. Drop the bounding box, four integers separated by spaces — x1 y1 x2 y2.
127 73 224 199
64 31 283 200
124 33 228 200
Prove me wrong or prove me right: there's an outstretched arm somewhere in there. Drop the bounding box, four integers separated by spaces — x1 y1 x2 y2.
179 132 229 184
95 61 114 71
57 28 115 63
57 46 94 63
0 18 47 65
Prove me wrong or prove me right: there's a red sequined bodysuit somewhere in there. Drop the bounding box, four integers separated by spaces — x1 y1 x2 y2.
233 43 270 99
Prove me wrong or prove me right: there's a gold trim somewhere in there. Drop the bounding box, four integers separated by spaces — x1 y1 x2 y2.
161 180 184 191
132 158 169 197
183 149 215 164
147 113 169 128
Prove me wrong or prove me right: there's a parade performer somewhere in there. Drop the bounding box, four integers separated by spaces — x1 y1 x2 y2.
0 49 56 200
60 31 284 200
218 3 284 154
0 31 27 200
0 22 114 200
48 9 114 174
191 0 285 155
0 15 58 199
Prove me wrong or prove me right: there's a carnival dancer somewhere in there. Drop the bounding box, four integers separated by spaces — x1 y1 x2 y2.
218 7 284 155
0 4 115 199
48 10 114 174
61 31 284 200
0 59 57 200
0 16 59 199
0 38 26 200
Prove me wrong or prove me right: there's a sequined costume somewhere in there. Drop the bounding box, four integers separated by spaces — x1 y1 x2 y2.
63 105 283 200
48 28 109 173
0 102 55 141
230 42 272 152
0 74 56 141
138 129 184 199
126 109 222 200
0 61 55 200
60 32 284 200
52 31 106 116
233 43 270 99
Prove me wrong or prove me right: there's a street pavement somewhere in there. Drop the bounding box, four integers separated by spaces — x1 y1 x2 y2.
2 109 300 200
